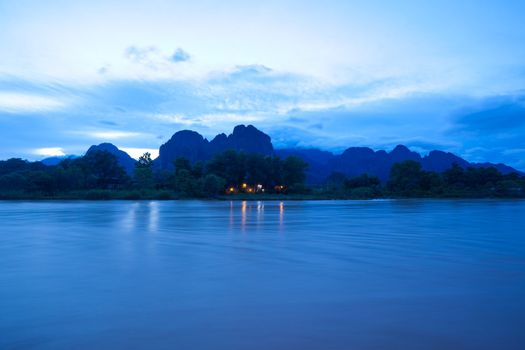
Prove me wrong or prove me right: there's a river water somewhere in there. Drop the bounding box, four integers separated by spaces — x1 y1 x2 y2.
1 200 524 349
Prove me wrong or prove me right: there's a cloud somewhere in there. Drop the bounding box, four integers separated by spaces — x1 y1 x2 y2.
33 147 65 157
91 131 142 139
229 65 272 78
152 112 262 127
0 92 67 113
1 65 524 171
124 46 160 64
72 130 143 139
502 148 525 156
441 94 525 169
451 97 525 134
123 46 192 74
97 66 110 75
171 48 191 63
98 120 118 126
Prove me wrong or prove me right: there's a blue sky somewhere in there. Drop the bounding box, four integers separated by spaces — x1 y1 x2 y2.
1 0 524 169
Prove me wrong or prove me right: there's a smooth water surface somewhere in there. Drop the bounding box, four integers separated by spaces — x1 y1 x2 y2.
1 200 525 349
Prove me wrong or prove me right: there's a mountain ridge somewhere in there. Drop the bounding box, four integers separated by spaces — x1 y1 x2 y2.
86 143 137 175
42 125 523 182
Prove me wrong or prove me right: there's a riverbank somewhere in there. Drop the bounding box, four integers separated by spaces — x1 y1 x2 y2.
1 189 524 200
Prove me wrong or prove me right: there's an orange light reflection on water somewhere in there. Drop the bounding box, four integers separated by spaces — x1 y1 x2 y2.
241 200 247 230
279 201 284 226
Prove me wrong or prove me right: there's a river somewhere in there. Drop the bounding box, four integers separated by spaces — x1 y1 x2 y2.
1 200 524 349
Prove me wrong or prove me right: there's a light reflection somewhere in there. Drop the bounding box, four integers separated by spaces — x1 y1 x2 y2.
241 200 247 230
256 201 264 225
230 201 284 231
279 201 284 226
121 202 139 232
148 201 159 233
229 201 234 228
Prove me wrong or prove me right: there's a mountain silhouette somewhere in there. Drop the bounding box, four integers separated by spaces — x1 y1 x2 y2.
154 125 520 182
42 125 521 182
41 155 77 166
156 124 273 169
86 143 136 175
275 148 335 184
289 145 520 183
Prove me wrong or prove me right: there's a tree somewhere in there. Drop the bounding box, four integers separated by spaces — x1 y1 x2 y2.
200 174 226 197
134 152 154 189
206 150 246 185
174 157 192 175
173 169 198 196
136 152 152 168
420 171 443 193
245 153 272 186
0 158 48 176
75 151 129 189
443 163 465 188
282 156 308 186
344 174 380 189
171 158 199 195
388 161 423 195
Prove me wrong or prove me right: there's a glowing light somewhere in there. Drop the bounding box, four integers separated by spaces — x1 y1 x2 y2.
274 185 285 192
242 183 247 189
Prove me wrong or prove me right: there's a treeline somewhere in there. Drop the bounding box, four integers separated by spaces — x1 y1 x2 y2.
0 153 524 199
0 150 308 199
322 160 525 198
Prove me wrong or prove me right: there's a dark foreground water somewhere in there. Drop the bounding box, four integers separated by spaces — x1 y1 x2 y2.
1 200 525 350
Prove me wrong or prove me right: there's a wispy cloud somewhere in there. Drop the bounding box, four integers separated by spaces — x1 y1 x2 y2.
171 48 191 63
71 130 144 140
119 45 202 81
125 46 162 65
0 92 67 113
152 112 262 127
33 147 65 157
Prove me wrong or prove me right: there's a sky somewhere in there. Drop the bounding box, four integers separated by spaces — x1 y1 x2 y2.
0 0 524 169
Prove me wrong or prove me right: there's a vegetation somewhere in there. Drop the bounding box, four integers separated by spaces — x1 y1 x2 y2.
321 160 525 199
0 150 309 199
0 153 524 200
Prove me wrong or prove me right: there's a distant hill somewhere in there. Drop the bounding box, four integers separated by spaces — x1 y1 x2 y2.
275 148 335 184
86 143 136 175
281 145 521 183
37 125 522 183
41 155 78 166
156 124 273 169
155 125 521 183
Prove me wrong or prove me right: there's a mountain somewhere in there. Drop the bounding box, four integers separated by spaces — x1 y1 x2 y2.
217 124 273 155
156 124 274 169
41 155 78 166
276 148 335 184
421 150 470 173
157 130 209 168
326 145 423 182
277 144 521 183
86 143 136 175
36 125 522 182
